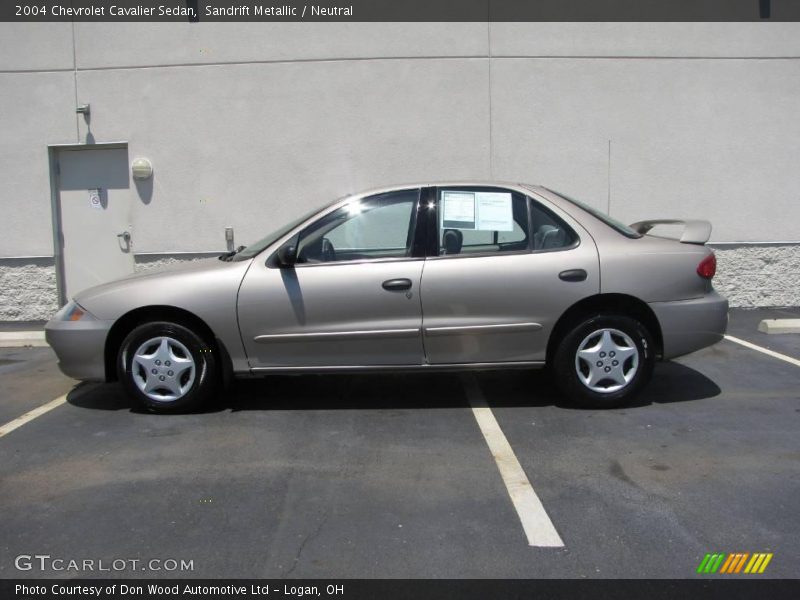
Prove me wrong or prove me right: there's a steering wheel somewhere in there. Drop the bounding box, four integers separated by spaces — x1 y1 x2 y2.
321 238 336 262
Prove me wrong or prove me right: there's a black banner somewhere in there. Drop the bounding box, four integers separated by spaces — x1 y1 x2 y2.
3 0 800 22
3 579 800 600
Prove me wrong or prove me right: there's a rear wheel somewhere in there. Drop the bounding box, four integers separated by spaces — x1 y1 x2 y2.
553 314 654 408
117 321 217 413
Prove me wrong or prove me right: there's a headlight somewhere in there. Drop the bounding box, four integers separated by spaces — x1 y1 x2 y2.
53 300 96 322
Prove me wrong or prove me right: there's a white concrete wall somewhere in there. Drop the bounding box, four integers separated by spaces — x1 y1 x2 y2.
713 244 800 308
0 22 799 317
491 58 800 241
74 57 491 252
0 260 58 321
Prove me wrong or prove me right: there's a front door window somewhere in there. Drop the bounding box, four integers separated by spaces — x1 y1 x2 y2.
296 189 419 264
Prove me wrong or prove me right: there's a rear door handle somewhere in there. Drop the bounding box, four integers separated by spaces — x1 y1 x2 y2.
382 278 412 291
559 269 587 282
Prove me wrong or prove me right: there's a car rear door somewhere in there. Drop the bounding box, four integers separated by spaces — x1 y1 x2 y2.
237 188 427 369
420 185 599 364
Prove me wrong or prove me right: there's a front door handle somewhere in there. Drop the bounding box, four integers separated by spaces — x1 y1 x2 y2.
382 278 412 291
559 269 587 282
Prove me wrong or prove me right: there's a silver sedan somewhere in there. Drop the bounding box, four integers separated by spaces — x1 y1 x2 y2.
45 183 728 412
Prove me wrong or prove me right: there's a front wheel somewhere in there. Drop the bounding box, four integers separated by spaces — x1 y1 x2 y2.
552 315 655 408
117 321 217 413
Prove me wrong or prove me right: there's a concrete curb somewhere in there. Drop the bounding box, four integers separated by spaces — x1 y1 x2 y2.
758 319 800 334
0 331 48 347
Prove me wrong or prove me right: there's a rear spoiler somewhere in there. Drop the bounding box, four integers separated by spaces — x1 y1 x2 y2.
628 219 712 245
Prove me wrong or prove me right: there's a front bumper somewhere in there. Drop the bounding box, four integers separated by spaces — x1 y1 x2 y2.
45 318 113 381
649 291 729 360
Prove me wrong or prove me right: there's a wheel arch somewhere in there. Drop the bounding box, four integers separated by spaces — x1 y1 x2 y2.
104 305 233 384
546 293 663 365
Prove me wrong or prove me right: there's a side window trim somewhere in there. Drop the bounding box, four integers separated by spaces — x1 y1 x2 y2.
411 187 436 259
292 256 426 268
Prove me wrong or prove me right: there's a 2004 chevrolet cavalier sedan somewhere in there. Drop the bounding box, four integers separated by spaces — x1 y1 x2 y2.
46 183 728 412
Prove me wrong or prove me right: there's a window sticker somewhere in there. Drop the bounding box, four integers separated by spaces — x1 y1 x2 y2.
441 190 513 232
441 191 476 229
475 192 513 232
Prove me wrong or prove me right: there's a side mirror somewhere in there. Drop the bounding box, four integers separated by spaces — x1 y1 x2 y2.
276 244 297 267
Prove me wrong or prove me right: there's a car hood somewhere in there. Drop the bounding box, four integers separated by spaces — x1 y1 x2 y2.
73 256 254 320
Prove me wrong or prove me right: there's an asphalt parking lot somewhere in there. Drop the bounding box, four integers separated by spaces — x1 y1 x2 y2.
0 309 798 579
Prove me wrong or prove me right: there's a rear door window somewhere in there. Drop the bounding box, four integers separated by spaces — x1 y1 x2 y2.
437 187 530 256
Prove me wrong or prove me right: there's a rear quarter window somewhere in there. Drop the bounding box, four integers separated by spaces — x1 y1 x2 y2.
545 187 641 239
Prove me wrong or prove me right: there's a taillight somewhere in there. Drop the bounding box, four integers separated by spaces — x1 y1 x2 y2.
697 253 716 279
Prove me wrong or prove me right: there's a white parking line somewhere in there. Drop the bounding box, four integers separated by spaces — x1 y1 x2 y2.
724 335 800 368
0 394 67 439
462 374 564 548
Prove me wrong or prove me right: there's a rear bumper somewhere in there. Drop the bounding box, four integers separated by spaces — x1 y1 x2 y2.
44 319 113 381
649 291 729 360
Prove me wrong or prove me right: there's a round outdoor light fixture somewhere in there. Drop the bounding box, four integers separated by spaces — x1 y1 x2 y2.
131 157 153 180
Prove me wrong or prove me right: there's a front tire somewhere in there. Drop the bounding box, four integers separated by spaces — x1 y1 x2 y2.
117 321 217 413
553 314 654 408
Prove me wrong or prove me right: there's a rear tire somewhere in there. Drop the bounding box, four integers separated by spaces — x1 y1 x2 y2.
552 314 654 408
117 321 217 413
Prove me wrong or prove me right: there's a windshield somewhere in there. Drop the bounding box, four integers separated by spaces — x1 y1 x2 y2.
544 187 641 239
232 204 327 261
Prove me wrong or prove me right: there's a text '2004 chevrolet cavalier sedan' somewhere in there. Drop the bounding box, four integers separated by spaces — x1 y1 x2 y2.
46 183 728 412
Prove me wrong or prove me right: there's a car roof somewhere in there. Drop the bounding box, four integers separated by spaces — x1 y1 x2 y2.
347 181 544 198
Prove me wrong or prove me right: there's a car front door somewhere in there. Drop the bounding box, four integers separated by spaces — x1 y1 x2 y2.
420 186 600 364
237 188 426 370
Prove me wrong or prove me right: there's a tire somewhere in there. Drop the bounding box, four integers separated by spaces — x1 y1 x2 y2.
117 321 217 413
552 314 655 409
